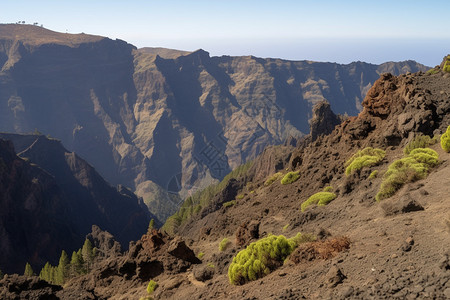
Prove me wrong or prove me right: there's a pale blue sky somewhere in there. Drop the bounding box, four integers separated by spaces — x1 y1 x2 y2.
2 0 450 66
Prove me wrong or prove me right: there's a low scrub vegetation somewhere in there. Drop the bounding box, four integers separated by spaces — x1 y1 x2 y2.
444 55 450 73
223 200 236 208
369 170 378 179
404 134 437 155
280 171 300 185
228 233 310 285
323 186 333 192
345 147 385 175
219 238 231 251
301 192 337 212
147 280 158 294
290 237 350 264
197 252 205 259
264 172 283 186
376 148 439 201
441 125 450 152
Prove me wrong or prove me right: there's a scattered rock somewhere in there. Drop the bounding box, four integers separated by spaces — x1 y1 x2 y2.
381 194 424 216
235 220 260 247
325 265 346 288
400 237 414 252
193 265 215 282
168 237 201 264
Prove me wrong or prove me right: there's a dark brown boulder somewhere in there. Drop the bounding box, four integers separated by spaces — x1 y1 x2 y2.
167 237 201 264
235 220 260 247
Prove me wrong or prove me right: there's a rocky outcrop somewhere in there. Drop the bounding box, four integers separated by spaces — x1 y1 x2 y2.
309 101 342 141
0 24 430 222
55 229 200 299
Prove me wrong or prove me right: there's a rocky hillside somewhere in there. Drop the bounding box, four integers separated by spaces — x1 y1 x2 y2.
0 134 152 274
3 60 448 299
0 24 429 221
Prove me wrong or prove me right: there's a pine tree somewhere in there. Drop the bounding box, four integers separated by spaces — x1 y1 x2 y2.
39 262 51 282
81 239 94 272
56 250 69 285
70 251 83 276
24 262 34 276
148 218 155 233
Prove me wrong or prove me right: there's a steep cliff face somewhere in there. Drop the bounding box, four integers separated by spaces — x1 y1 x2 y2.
0 134 151 274
0 24 429 221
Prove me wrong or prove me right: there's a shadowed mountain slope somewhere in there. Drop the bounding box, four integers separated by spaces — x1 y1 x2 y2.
0 134 152 274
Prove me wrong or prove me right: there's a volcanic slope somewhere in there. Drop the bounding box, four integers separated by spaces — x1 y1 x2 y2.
149 68 450 299
6 61 449 299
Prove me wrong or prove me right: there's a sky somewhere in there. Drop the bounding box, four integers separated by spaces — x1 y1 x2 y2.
2 0 450 66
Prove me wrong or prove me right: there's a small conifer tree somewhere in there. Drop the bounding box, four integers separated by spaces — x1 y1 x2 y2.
82 239 94 272
148 218 155 233
56 250 70 285
70 251 83 276
24 262 34 276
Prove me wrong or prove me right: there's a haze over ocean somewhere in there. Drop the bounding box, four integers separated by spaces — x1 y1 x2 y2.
2 0 449 66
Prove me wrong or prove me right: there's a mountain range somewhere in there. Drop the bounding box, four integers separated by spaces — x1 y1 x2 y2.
0 24 429 221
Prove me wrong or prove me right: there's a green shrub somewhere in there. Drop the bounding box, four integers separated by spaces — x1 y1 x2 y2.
404 135 437 155
281 171 300 185
223 200 236 208
409 148 439 167
282 224 289 232
197 252 205 259
323 186 333 192
264 172 283 186
444 56 450 73
376 148 439 201
345 147 385 176
426 68 439 75
237 194 245 199
441 126 450 152
369 170 378 179
289 232 316 244
147 280 158 294
207 263 215 268
219 238 231 251
228 234 299 285
301 192 337 212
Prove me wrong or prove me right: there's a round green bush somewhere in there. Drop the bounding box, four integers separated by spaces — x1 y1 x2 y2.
228 235 296 285
301 192 337 212
441 126 450 152
280 171 300 185
409 148 439 167
376 148 439 201
345 147 385 176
